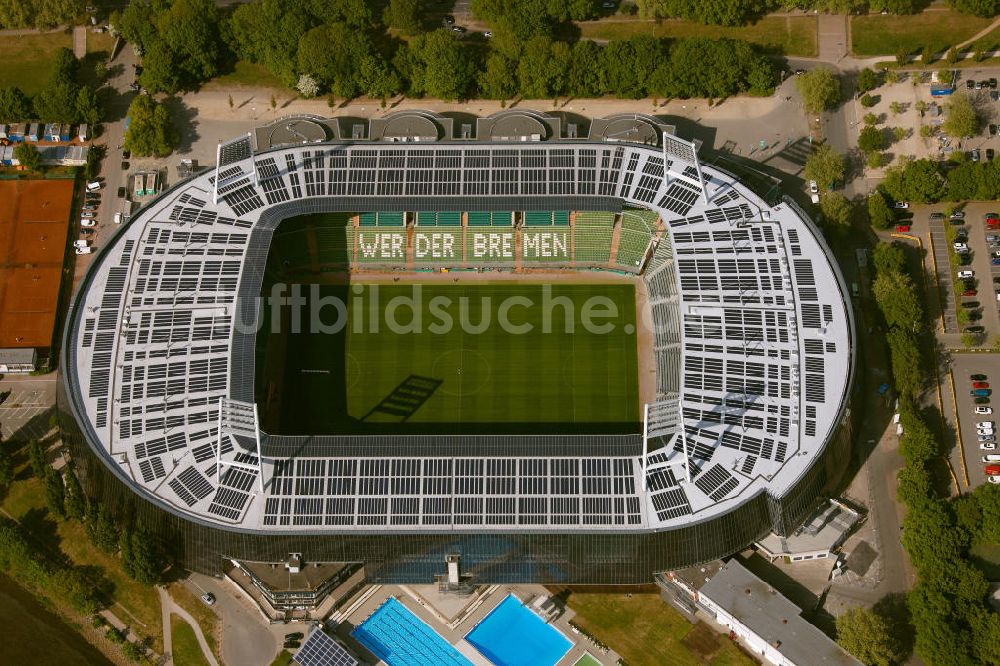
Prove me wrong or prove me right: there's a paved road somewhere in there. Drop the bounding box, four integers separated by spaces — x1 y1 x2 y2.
817 13 848 62
184 573 276 666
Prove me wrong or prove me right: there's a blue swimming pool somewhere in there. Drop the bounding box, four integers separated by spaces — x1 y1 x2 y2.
352 597 473 666
465 595 572 666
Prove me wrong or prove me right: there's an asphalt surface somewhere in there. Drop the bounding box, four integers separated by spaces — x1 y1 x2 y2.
0 374 59 441
184 573 277 666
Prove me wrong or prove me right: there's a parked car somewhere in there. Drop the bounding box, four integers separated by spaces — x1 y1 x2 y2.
74 246 92 255
992 90 1000 102
972 374 989 380
954 242 969 252
895 224 910 232
966 325 986 333
968 79 976 89
283 640 301 650
930 212 945 220
451 25 466 34
972 388 992 396
81 211 96 219
122 149 131 159
963 301 981 309
284 632 304 641
80 219 96 227
73 240 90 248
121 161 129 170
894 201 909 209
964 289 978 296
80 229 93 237
958 270 975 279
200 593 215 606
992 257 1000 265
986 212 1000 221
991 124 999 136
951 211 966 219
975 80 984 89
989 475 1000 484
117 186 127 198
442 14 454 25
990 77 997 88
975 396 991 404
977 420 995 427
986 464 1000 475
86 180 101 192
982 454 1000 462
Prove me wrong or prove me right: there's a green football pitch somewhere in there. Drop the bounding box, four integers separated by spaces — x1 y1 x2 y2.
258 283 640 436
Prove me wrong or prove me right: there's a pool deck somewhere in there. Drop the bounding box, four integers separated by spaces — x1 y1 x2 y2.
331 582 620 666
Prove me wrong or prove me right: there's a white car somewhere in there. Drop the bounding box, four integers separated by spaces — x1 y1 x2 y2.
981 442 996 450
983 455 1000 462
976 421 994 428
976 406 993 415
958 270 975 279
113 212 122 224
80 219 96 227
989 475 1000 484
894 202 909 209
954 243 969 253
74 246 92 255
81 211 96 219
978 430 994 437
73 240 90 248
86 180 101 192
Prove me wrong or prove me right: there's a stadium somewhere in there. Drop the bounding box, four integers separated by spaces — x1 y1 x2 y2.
62 110 855 585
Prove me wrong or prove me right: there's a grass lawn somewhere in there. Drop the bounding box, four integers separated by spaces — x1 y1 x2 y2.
261 282 640 436
851 11 994 56
270 650 294 666
207 61 289 91
1 475 164 653
0 32 72 95
564 593 754 666
167 583 222 662
171 615 211 666
575 16 817 57
968 26 1000 53
969 543 1000 579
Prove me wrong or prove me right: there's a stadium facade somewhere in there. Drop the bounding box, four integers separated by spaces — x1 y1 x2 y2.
62 110 855 584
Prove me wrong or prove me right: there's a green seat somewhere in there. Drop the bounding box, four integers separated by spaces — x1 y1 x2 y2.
359 212 377 226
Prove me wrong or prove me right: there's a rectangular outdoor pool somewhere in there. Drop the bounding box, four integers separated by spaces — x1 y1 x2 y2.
352 597 472 666
465 595 572 666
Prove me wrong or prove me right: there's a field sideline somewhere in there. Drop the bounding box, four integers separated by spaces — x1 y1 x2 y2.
259 283 641 436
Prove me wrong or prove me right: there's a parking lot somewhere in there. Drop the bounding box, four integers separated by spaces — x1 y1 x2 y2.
0 375 59 442
947 354 1000 489
921 202 1000 341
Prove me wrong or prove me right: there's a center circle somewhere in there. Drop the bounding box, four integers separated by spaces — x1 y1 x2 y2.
344 353 362 391
432 348 492 396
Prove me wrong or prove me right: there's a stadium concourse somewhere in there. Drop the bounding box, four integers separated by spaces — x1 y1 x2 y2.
61 110 855 583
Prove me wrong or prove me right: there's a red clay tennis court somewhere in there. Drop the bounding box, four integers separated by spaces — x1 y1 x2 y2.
0 178 74 349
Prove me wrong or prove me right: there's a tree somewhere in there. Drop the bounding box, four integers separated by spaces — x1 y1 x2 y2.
875 271 924 332
819 193 853 229
63 463 86 522
896 47 909 66
383 0 422 34
120 526 166 585
836 606 903 666
868 192 894 228
566 40 606 98
43 468 66 520
883 159 945 203
85 501 119 554
0 432 12 495
395 29 476 101
602 36 665 99
479 52 518 100
864 112 878 125
948 0 1000 18
796 67 840 114
27 440 46 479
296 23 380 99
947 46 960 64
123 95 177 158
228 0 316 87
857 67 879 94
892 126 907 143
358 55 401 100
890 101 903 115
922 45 935 65
804 144 845 191
14 143 41 171
0 86 31 121
944 92 980 138
296 74 320 98
860 93 876 108
517 36 570 98
859 125 885 153
74 86 100 127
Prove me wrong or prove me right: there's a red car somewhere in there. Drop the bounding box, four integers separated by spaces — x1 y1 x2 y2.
988 217 1000 229
985 464 1000 476
974 381 991 389
894 224 910 232
964 289 978 297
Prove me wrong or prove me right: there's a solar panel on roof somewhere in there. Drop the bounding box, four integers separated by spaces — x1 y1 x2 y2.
294 629 358 666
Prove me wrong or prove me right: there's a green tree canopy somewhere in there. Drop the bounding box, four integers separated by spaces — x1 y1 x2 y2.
868 192 895 230
123 95 178 158
479 52 518 100
947 0 1000 18
383 0 422 34
857 67 879 94
517 36 571 98
13 143 41 171
804 144 846 191
636 0 771 26
836 606 903 666
296 23 379 99
883 159 945 203
566 40 607 98
0 86 31 121
819 192 853 229
394 29 476 101
944 92 980 138
859 125 885 153
796 67 840 114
